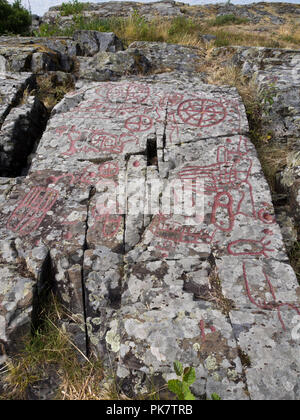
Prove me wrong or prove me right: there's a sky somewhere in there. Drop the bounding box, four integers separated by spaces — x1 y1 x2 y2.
7 0 300 17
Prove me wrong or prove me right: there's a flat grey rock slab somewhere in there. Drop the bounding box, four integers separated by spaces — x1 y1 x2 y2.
0 78 299 399
85 256 249 400
73 31 124 56
33 80 248 166
232 47 300 140
0 72 35 127
230 308 300 400
127 41 204 73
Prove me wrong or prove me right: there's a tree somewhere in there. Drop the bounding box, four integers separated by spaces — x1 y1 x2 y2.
0 0 31 35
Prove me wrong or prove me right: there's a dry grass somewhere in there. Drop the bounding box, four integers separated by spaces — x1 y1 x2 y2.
36 74 74 110
0 294 129 400
112 15 202 48
288 241 300 282
206 63 261 118
203 60 287 191
36 14 300 50
20 86 31 105
278 23 300 47
35 1 300 50
257 145 288 192
0 292 166 400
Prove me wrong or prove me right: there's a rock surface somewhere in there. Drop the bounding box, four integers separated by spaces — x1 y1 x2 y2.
1 68 299 399
43 1 184 26
227 46 300 249
41 1 300 28
73 30 124 56
1 7 300 399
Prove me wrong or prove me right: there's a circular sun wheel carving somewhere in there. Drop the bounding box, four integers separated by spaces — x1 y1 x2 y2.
98 162 119 178
125 115 153 132
178 98 227 128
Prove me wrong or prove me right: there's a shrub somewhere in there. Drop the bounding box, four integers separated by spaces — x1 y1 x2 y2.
211 14 249 26
0 0 31 35
60 0 85 17
168 16 198 37
35 13 202 48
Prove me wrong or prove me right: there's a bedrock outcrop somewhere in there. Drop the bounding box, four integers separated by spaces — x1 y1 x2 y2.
0 69 300 399
0 27 300 400
41 1 300 28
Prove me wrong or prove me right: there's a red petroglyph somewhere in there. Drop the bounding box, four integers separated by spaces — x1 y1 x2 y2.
86 131 137 154
159 92 184 108
101 214 123 239
243 262 300 331
227 236 275 258
59 125 138 156
258 208 275 224
56 126 69 136
199 319 206 342
211 191 235 233
105 83 151 104
156 240 177 257
48 173 76 185
60 125 85 156
65 88 85 98
64 231 73 240
76 100 112 116
91 205 122 239
125 115 153 133
48 162 119 188
79 167 100 185
98 161 119 178
178 137 252 193
178 99 227 128
177 137 255 232
7 187 59 236
150 214 215 245
199 320 216 342
86 131 122 154
74 100 143 120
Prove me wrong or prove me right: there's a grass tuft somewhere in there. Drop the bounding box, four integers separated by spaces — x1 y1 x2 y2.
205 62 285 191
0 294 127 400
209 14 249 27
34 11 300 50
35 73 74 111
60 0 86 17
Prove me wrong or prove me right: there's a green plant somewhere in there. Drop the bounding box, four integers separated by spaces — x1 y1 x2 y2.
0 294 125 400
211 393 222 400
211 14 249 27
60 0 85 16
0 0 31 35
168 16 198 37
259 82 278 112
168 361 196 400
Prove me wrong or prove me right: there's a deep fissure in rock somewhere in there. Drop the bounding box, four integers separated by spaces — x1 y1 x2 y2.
81 186 95 357
146 137 158 166
31 251 56 333
0 98 49 177
0 75 36 130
